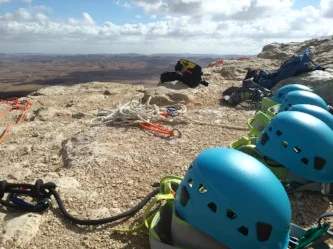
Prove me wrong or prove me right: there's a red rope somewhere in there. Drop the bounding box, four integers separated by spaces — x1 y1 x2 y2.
0 97 32 144
138 122 182 137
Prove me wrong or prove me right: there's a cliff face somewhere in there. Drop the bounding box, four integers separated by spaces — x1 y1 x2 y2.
0 42 333 248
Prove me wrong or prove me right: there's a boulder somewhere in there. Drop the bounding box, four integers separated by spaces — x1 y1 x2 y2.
272 70 333 104
258 36 333 67
141 86 194 105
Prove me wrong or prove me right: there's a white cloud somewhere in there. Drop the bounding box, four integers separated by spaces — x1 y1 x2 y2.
0 0 32 5
68 12 95 26
0 8 32 21
114 0 132 8
35 12 48 22
0 0 332 54
130 0 293 18
0 0 10 4
320 0 333 18
123 1 131 8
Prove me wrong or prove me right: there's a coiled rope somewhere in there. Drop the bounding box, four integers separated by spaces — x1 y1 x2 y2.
90 97 186 137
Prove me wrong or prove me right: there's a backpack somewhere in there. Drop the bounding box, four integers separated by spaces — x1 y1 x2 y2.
244 47 325 89
175 59 208 88
160 59 208 88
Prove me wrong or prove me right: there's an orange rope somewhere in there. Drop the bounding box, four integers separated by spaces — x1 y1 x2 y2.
0 97 32 144
138 122 181 138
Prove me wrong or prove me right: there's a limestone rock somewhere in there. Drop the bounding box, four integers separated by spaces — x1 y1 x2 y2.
30 85 70 96
0 213 43 246
272 70 333 104
29 107 72 121
141 86 194 105
205 58 282 82
258 36 333 67
157 80 189 90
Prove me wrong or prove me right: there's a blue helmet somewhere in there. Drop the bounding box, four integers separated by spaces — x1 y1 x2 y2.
272 84 312 104
174 148 291 249
279 90 328 112
288 104 333 130
256 111 333 182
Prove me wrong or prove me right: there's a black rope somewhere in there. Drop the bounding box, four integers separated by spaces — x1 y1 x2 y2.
318 212 333 228
0 179 160 226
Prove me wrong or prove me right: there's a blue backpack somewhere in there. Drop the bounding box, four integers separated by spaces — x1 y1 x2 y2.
244 47 325 89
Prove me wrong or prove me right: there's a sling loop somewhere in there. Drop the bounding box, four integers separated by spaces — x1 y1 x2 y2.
0 97 32 143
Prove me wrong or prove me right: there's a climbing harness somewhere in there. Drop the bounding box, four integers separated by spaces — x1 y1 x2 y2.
90 97 186 138
0 97 32 144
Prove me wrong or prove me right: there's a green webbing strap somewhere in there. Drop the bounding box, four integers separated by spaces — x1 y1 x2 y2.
144 193 175 228
247 111 271 137
258 97 279 112
294 223 330 249
113 175 182 234
266 104 280 118
230 136 258 150
144 175 183 229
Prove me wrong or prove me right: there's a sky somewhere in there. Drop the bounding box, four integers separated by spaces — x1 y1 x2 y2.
0 0 332 55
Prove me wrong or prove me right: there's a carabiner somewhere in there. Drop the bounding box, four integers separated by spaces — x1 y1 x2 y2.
8 193 50 212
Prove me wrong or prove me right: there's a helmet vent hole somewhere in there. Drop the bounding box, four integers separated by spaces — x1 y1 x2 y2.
261 133 269 145
294 146 301 153
301 158 309 165
276 130 282 136
226 209 237 219
188 179 193 188
282 141 288 148
269 127 272 132
207 202 217 213
198 184 208 194
237 226 248 236
278 93 283 98
257 222 272 241
180 186 189 207
314 156 326 170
